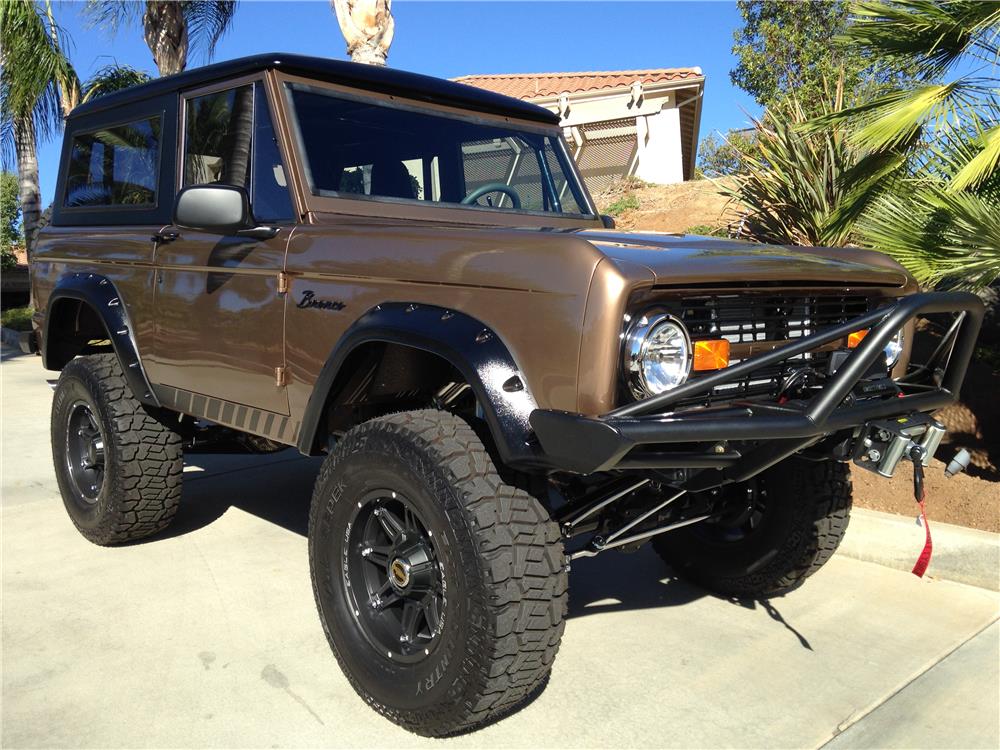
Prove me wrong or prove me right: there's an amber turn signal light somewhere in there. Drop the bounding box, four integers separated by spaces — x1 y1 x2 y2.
693 339 730 371
848 329 869 348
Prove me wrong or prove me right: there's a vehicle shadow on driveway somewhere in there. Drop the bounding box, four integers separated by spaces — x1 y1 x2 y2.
141 451 321 542
566 551 812 649
153 451 814 648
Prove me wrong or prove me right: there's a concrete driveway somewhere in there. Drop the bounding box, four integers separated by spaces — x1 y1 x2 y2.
3 346 998 749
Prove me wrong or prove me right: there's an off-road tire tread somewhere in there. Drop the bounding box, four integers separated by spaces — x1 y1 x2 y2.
656 460 852 597
309 409 567 737
53 353 183 545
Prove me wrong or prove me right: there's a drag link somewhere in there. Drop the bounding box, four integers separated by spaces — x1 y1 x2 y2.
570 511 711 560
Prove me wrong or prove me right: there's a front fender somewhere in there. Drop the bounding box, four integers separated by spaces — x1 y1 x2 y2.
297 303 540 467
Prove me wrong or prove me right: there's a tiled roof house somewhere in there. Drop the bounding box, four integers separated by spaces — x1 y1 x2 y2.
453 68 705 196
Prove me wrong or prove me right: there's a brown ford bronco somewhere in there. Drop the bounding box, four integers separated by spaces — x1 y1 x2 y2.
30 53 982 736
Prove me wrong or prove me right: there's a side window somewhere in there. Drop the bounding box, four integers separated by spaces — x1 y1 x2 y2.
251 83 295 222
183 83 294 222
184 85 253 188
64 117 160 208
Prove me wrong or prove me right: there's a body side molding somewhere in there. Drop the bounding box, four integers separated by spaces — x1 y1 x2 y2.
43 272 160 408
297 303 540 466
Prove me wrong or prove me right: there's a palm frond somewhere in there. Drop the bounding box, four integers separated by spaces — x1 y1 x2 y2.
81 64 152 104
0 0 77 159
843 1 1000 80
184 1 238 61
949 124 1000 192
82 0 144 34
856 79 991 150
861 185 1000 289
809 78 989 151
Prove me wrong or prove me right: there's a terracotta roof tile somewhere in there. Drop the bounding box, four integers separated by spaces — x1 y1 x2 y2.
452 69 703 100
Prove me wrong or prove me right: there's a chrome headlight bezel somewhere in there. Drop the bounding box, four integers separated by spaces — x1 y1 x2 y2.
623 312 693 399
884 328 904 368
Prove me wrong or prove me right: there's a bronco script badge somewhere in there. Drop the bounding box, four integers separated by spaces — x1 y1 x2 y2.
297 290 346 311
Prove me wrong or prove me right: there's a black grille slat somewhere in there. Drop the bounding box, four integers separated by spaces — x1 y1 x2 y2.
675 294 875 407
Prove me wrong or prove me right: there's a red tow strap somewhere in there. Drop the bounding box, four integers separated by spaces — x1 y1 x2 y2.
912 498 933 577
910 455 933 578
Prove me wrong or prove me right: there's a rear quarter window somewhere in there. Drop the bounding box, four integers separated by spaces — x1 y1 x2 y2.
64 117 161 208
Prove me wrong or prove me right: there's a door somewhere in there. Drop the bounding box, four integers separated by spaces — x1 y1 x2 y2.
150 79 297 415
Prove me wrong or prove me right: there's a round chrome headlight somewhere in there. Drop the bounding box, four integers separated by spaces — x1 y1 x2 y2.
623 313 692 398
884 328 904 368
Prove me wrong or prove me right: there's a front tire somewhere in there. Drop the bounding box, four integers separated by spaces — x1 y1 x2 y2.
51 353 183 545
654 459 852 597
308 410 567 737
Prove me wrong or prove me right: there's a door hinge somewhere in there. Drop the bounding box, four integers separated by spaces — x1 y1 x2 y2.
275 366 288 387
277 271 290 295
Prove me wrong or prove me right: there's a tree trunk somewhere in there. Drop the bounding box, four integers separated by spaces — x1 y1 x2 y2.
224 85 254 187
330 0 394 66
44 0 80 114
14 116 41 262
143 0 188 76
14 115 41 309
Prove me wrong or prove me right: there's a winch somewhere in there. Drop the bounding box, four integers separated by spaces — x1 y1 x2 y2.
852 413 947 478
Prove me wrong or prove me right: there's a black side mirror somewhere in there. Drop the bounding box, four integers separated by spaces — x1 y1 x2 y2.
600 214 616 229
173 184 251 233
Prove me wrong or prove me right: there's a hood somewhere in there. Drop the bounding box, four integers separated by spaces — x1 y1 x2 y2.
580 230 911 289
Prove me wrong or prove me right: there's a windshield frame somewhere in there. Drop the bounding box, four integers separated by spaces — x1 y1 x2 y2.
275 72 602 228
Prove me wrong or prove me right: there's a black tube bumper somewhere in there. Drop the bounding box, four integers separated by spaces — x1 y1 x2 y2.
529 292 984 475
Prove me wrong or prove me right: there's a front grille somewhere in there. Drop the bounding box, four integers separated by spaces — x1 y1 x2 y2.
675 294 875 406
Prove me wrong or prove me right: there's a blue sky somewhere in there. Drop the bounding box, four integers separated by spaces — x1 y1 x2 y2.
37 0 761 204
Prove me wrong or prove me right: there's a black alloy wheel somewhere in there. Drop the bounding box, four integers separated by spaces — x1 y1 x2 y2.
64 400 106 503
344 489 446 662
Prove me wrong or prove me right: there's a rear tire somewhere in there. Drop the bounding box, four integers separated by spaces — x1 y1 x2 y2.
308 410 567 737
654 459 851 597
51 354 183 545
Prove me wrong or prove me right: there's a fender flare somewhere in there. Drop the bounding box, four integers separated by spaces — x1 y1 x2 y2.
297 303 541 467
43 272 160 408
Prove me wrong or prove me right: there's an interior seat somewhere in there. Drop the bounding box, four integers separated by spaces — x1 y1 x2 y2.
369 159 416 200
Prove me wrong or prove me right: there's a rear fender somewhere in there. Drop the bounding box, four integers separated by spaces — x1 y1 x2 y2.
43 272 159 407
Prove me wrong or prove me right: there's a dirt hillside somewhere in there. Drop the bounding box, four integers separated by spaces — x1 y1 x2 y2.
596 178 740 234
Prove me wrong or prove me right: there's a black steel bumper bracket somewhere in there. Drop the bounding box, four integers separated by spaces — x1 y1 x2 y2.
530 291 984 476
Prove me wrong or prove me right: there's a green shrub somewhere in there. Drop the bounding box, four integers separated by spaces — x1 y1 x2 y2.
685 224 728 237
603 194 639 217
1 305 33 331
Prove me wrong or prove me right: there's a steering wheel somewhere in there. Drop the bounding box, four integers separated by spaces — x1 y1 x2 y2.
460 182 522 209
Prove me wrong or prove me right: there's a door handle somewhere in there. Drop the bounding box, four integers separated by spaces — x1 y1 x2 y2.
151 230 180 244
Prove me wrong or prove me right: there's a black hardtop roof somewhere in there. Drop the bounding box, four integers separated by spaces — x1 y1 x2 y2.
68 52 560 125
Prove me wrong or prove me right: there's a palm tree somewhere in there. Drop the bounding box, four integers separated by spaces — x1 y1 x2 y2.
77 65 153 107
0 0 77 260
812 1 1000 289
331 0 394 66
85 1 238 77
2 0 152 265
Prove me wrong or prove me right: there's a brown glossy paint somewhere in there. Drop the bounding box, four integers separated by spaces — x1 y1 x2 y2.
31 225 160 361
31 63 919 447
149 227 292 415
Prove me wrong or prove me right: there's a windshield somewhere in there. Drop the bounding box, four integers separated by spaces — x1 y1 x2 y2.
286 83 593 217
